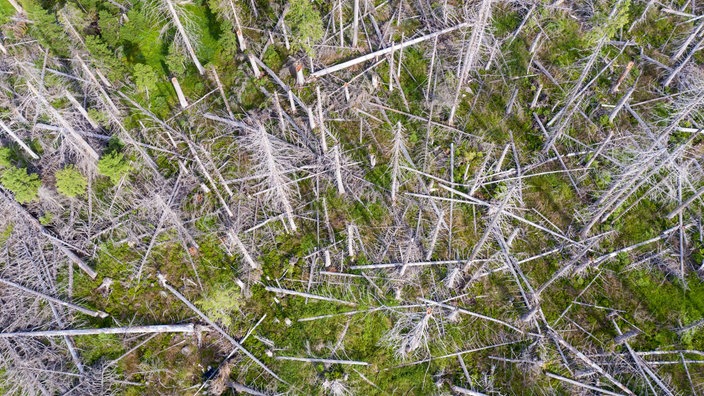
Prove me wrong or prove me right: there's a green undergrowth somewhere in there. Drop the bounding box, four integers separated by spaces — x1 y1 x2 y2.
7 0 704 393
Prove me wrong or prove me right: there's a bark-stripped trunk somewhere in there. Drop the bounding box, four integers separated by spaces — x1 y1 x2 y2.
0 120 39 159
164 0 205 74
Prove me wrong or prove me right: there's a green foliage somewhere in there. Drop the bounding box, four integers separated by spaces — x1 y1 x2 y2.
38 212 52 225
0 223 13 245
598 114 611 127
351 200 387 223
150 96 171 119
285 0 324 55
98 152 132 184
493 7 521 36
0 147 11 168
544 16 582 67
239 79 267 110
398 48 428 104
624 272 704 343
133 63 160 94
215 24 239 61
23 0 70 56
183 2 222 62
0 0 15 25
615 198 664 243
584 0 631 46
165 44 188 76
0 167 41 203
98 10 122 47
8 1 704 393
85 35 128 83
456 145 485 178
55 166 87 198
196 284 241 328
106 136 126 154
87 108 110 127
120 7 164 69
692 235 704 269
631 7 674 48
262 46 284 70
74 333 125 364
195 214 218 232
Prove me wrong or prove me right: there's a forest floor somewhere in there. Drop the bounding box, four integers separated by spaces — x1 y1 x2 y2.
1 0 704 395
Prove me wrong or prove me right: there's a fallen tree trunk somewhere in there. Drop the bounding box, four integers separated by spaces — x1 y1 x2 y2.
229 383 268 396
26 81 100 161
171 77 189 108
311 22 469 78
65 91 100 129
548 329 636 396
274 356 368 365
419 298 524 334
0 324 196 338
0 120 40 159
667 185 704 219
545 371 626 396
265 286 357 306
0 277 107 318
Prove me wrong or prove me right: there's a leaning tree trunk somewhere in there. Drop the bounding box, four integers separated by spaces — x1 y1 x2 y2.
164 0 205 74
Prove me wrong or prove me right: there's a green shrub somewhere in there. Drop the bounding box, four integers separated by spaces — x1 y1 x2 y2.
87 109 110 127
24 0 69 57
85 35 128 83
132 63 159 96
215 28 239 62
285 0 324 56
39 213 52 225
262 46 284 70
165 44 188 76
1 167 41 203
584 0 631 46
0 223 13 245
97 10 122 47
106 136 125 154
55 166 87 198
98 152 132 184
0 147 11 168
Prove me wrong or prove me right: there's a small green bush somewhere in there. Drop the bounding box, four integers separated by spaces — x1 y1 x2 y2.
85 35 127 83
285 0 324 56
24 0 70 57
55 166 87 198
97 10 122 47
98 152 131 184
0 147 11 168
133 63 159 96
39 213 53 225
1 167 41 203
165 44 188 76
262 46 284 70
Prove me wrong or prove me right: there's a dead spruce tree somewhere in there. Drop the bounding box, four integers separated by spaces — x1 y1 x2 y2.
448 0 495 125
236 117 310 232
